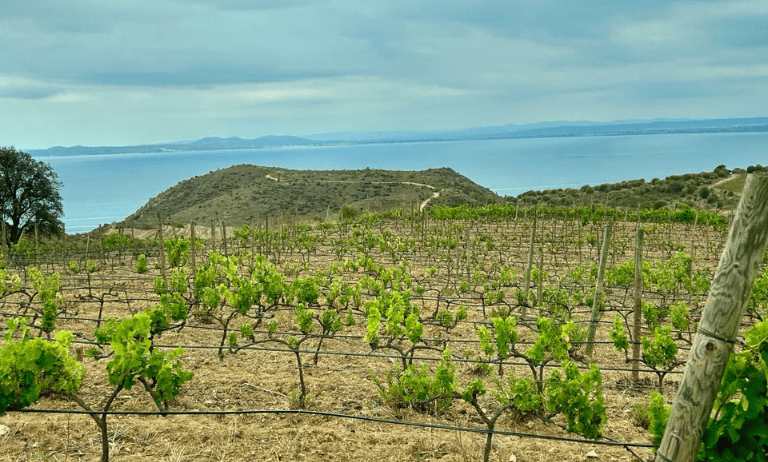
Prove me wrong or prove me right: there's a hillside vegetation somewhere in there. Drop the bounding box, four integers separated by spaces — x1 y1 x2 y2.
123 163 766 230
124 165 501 227
514 164 767 211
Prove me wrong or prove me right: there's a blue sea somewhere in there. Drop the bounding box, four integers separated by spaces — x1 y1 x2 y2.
36 132 768 234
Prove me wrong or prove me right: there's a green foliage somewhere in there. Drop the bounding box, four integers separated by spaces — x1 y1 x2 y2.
153 276 167 295
336 306 352 327
630 402 651 429
295 304 314 334
525 317 580 364
96 312 193 405
642 326 678 370
648 392 670 449
340 204 359 221
164 237 197 267
492 372 544 414
168 267 189 295
545 361 606 440
609 315 630 353
370 348 457 415
477 316 519 369
701 319 768 460
291 276 321 306
606 259 636 288
0 147 64 246
0 267 22 297
102 233 132 251
747 269 768 318
669 301 690 332
85 259 98 274
27 267 63 335
134 254 149 273
363 290 420 347
0 318 85 415
146 293 189 335
643 300 662 331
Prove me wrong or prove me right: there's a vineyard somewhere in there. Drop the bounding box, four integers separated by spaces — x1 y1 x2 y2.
1 203 767 462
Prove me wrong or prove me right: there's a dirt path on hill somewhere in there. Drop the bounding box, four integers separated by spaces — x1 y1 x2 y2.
710 173 740 188
264 173 442 212
420 191 440 211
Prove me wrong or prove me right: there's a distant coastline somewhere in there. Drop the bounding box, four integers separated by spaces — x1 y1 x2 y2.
27 116 768 157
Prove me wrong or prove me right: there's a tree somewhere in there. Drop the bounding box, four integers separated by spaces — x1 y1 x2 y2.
0 147 63 246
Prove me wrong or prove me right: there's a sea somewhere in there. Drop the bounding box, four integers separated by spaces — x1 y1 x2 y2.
35 132 768 234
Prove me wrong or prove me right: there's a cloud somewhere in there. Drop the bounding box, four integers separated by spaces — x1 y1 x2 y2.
0 76 65 100
1 0 767 148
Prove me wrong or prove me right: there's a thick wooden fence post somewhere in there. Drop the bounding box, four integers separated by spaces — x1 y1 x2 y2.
585 221 613 357
655 174 768 462
632 228 644 381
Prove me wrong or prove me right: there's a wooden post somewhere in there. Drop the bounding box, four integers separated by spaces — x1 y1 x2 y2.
250 221 255 258
515 198 519 221
189 222 196 290
632 228 644 381
536 247 544 311
221 221 228 258
157 215 168 291
265 216 269 258
465 224 471 281
522 204 537 317
61 224 66 261
655 174 768 462
210 220 216 254
585 221 613 357
34 222 39 266
689 211 699 279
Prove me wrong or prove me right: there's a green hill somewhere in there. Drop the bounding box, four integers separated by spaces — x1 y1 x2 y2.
123 165 502 227
512 164 767 211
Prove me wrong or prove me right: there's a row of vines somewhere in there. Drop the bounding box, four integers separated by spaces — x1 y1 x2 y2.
2 206 767 461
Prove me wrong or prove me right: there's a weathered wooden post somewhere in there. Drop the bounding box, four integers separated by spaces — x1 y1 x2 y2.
521 204 537 317
189 222 196 289
210 219 216 254
34 222 39 266
585 221 613 357
655 174 768 462
689 211 699 279
221 221 228 258
157 215 168 291
632 227 644 381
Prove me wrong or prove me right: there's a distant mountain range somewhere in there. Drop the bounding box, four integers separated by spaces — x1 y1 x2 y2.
28 117 768 157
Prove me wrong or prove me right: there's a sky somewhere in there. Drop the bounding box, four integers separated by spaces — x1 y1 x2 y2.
2 0 767 149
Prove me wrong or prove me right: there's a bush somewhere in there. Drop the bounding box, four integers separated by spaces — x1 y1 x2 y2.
340 204 359 221
631 402 651 429
135 254 148 273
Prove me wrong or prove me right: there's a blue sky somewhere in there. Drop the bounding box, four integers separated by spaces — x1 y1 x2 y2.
2 0 767 149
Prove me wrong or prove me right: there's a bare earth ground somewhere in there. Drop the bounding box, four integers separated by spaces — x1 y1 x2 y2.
1 218 725 462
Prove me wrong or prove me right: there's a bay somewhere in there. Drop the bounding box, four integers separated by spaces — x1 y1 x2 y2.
37 132 768 234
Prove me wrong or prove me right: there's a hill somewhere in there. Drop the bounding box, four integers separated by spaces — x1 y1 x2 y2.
513 164 768 211
123 165 501 227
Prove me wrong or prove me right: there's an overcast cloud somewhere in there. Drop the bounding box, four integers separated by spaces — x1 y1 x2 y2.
2 0 767 148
